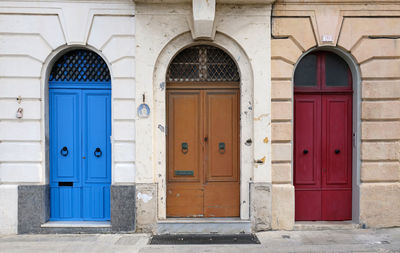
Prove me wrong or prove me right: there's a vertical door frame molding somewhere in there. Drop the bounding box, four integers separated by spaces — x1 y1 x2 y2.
292 46 361 223
154 32 254 220
41 45 114 211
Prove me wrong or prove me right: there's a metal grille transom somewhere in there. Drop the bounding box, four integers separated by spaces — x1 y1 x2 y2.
167 46 240 82
49 50 110 82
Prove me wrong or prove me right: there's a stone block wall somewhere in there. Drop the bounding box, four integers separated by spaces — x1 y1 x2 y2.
271 0 400 229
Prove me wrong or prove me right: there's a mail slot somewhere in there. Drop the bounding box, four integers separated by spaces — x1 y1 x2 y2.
58 182 73 187
175 170 194 176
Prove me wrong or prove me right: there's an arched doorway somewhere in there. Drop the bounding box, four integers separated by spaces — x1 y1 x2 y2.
166 45 240 217
49 49 111 221
294 51 353 221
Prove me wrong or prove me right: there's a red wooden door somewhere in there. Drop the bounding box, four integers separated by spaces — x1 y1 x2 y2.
294 94 322 220
321 95 352 220
294 51 353 221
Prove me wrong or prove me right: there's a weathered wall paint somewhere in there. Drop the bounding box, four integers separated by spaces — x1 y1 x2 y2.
136 2 273 231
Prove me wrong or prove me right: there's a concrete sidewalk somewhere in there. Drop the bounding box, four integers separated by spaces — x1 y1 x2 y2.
0 228 399 253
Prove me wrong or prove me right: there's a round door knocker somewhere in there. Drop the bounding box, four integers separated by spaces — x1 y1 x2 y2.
94 147 102 157
218 142 225 154
181 142 188 154
60 146 69 157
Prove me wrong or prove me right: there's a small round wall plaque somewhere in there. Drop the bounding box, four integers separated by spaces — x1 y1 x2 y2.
138 103 150 118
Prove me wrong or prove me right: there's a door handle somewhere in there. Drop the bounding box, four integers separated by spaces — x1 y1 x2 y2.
60 146 69 157
181 142 188 154
94 147 102 157
303 149 308 154
335 149 340 154
219 142 225 154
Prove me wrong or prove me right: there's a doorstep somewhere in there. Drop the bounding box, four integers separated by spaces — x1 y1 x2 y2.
40 221 112 233
294 221 360 231
157 218 251 234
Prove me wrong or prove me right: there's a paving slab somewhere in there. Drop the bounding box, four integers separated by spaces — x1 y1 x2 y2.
0 228 399 253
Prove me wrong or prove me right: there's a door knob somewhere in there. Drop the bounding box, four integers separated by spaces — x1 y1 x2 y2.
94 147 102 157
335 149 340 154
303 149 308 154
60 146 69 157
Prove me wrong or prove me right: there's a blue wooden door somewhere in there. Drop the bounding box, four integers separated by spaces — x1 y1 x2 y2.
49 49 112 221
82 90 111 220
49 88 111 221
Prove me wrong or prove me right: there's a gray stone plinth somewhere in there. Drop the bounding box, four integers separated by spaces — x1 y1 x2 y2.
111 185 136 232
18 185 50 234
250 182 272 232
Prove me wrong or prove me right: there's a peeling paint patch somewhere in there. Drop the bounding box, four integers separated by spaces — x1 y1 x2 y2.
255 156 266 164
137 192 153 203
158 124 164 132
160 81 165 91
263 137 269 143
254 114 268 121
245 139 252 146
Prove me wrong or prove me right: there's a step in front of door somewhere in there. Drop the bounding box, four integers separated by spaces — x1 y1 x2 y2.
157 219 251 234
40 221 112 234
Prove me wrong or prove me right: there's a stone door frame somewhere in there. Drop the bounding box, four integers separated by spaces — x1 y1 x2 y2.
292 46 362 223
153 32 254 220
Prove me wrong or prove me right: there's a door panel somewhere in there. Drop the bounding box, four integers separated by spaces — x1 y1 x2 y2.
167 91 202 182
295 190 321 221
166 88 240 218
205 90 239 181
204 182 239 217
323 95 352 187
83 91 111 184
50 90 81 183
167 184 204 217
167 90 203 217
322 190 352 220
294 95 321 187
294 94 322 221
204 90 239 217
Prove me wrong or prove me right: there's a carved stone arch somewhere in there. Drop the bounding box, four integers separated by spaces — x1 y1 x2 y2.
153 32 254 220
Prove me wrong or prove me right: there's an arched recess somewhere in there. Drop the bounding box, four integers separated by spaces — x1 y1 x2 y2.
292 47 361 223
46 48 112 221
166 45 240 218
153 32 254 220
41 45 114 186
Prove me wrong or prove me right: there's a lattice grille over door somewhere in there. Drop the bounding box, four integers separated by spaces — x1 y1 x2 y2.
49 49 111 82
167 46 240 82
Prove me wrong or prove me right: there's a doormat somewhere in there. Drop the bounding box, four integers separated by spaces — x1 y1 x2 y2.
149 234 260 245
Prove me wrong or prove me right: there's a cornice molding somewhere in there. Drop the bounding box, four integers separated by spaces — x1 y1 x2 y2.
135 0 276 4
274 0 400 4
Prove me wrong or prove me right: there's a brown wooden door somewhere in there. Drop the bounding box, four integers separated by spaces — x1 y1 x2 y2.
166 88 239 217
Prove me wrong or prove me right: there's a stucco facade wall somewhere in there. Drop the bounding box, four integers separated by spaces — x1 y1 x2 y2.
271 0 400 229
0 0 136 234
135 2 273 232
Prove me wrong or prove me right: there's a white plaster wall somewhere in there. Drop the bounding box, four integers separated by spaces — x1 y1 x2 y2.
0 185 18 234
136 3 272 221
0 0 136 234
